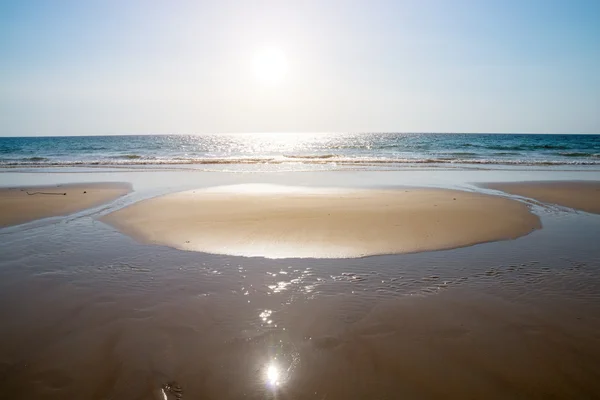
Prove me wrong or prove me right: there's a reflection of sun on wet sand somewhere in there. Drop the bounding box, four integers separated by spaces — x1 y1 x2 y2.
0 182 131 228
102 184 541 258
481 181 600 214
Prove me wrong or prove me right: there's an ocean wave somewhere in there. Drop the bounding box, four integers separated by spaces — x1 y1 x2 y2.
460 144 572 151
111 154 146 160
284 154 339 159
2 156 600 168
557 152 592 157
0 156 51 163
446 152 477 157
23 157 50 161
533 144 571 150
323 158 600 166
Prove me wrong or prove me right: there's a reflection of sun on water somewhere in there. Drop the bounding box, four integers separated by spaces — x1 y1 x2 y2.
232 132 335 156
188 132 341 159
266 362 281 387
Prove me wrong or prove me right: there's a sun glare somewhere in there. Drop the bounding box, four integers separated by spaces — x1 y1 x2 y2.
265 362 281 387
252 46 288 85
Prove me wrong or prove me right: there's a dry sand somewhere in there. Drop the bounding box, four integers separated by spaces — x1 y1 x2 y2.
482 181 600 214
0 182 132 228
102 184 541 258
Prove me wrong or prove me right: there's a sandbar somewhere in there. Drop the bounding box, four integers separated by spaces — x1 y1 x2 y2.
102 184 540 258
481 181 600 214
0 182 132 228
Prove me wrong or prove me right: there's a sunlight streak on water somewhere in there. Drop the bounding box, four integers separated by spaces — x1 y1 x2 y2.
265 362 281 387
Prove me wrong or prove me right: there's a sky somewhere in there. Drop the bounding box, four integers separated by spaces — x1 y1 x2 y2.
1 0 599 136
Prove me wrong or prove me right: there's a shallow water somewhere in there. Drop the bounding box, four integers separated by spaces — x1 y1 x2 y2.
0 169 599 399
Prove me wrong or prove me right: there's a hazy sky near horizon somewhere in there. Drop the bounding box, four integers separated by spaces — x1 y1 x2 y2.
1 0 599 136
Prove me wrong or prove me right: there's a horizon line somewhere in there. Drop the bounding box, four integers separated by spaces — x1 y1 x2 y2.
1 131 599 139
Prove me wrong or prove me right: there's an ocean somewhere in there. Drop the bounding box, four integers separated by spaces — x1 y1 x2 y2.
1 133 599 168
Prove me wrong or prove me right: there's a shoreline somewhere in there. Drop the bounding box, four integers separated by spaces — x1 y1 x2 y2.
481 181 600 214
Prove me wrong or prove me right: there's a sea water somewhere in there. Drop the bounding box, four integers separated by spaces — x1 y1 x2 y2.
1 132 598 168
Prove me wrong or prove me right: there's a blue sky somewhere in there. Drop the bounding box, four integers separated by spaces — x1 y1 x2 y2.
1 0 599 136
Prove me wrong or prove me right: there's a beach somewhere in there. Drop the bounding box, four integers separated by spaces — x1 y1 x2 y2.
4 0 600 395
0 165 599 399
0 182 131 228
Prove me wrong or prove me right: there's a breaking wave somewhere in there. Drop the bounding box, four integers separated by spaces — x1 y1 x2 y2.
2 155 600 167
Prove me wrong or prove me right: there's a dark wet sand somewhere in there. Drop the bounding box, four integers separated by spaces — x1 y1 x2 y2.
1 278 599 399
482 180 600 214
0 182 132 227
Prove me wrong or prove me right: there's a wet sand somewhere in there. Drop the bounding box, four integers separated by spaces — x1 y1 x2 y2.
482 180 600 214
1 250 599 399
0 172 599 399
0 182 132 228
102 184 541 258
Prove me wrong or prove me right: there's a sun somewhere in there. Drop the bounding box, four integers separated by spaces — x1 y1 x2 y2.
252 46 288 85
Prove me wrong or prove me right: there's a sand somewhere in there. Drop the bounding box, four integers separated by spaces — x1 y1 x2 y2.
102 184 541 258
482 181 600 214
2 174 600 399
4 283 600 399
0 182 132 228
